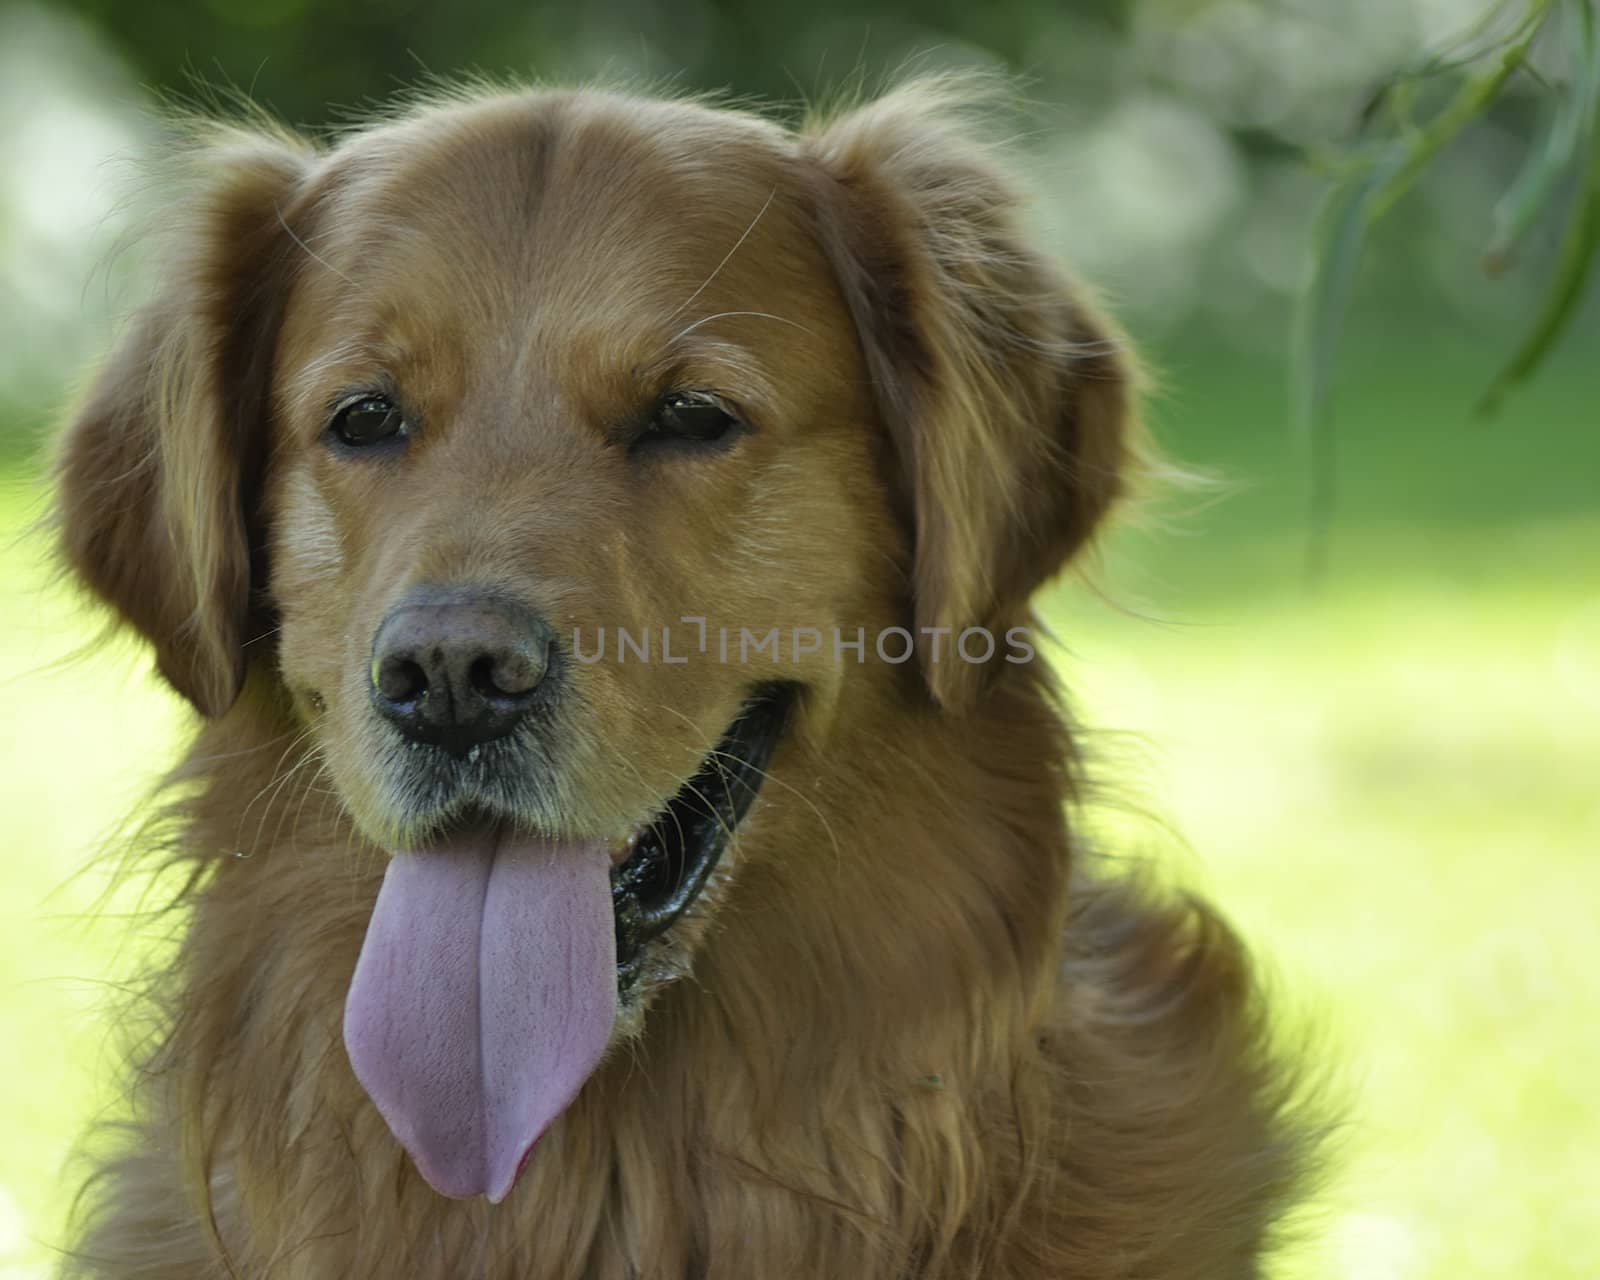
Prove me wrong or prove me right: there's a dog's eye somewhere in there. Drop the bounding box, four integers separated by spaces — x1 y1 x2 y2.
644 392 739 447
329 394 407 448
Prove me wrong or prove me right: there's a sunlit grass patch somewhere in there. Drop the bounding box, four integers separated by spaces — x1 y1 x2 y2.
1043 509 1600 1280
0 469 181 1278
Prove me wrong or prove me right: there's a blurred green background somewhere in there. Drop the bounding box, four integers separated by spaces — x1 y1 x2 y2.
1 1 1596 1277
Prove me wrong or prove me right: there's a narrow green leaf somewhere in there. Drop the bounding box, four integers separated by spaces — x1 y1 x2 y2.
1485 0 1599 273
1481 99 1600 412
1291 145 1408 577
1293 148 1408 442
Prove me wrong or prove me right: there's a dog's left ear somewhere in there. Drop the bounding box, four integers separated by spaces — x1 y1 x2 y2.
805 80 1140 709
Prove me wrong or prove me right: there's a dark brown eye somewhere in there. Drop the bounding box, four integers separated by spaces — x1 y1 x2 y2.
647 392 739 446
329 394 407 448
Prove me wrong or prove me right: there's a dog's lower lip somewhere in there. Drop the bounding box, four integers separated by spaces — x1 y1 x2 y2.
609 824 645 868
611 683 796 984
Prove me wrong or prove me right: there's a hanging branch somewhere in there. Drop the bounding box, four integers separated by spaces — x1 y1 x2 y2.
1291 0 1600 570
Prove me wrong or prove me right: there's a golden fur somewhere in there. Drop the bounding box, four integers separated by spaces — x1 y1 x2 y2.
55 78 1315 1278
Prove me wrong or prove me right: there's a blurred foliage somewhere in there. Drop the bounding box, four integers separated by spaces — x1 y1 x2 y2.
9 0 1596 453
1296 0 1600 452
46 0 1134 119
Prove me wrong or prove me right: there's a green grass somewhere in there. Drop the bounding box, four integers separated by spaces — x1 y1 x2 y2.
0 467 185 1280
1 338 1596 1278
1045 558 1599 1279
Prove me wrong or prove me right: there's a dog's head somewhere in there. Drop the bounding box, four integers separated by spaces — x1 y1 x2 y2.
57 80 1135 1201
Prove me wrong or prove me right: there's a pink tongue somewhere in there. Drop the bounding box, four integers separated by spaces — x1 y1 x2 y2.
343 835 617 1202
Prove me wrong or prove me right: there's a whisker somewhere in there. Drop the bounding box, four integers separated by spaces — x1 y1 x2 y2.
276 206 357 287
232 722 322 851
667 309 819 346
249 744 325 861
282 744 333 857
651 701 842 878
667 187 776 321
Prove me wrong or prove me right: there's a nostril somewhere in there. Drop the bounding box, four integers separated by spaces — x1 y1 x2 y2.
468 655 500 701
470 645 545 702
374 653 427 705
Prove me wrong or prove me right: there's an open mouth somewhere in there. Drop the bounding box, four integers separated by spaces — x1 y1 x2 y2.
343 681 797 1201
609 682 796 988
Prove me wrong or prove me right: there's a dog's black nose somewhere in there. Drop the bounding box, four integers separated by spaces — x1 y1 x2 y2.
369 592 554 756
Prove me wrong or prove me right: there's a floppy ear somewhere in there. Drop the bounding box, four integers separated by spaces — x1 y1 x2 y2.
805 80 1140 709
55 127 312 717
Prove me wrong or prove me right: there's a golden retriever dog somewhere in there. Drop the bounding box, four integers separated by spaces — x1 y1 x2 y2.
55 77 1313 1278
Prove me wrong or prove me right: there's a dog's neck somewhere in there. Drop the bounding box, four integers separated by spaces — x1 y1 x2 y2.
529 658 1082 1272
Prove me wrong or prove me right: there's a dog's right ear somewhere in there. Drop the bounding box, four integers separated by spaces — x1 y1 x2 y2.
55 126 313 717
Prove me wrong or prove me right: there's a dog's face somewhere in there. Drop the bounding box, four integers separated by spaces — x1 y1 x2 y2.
266 98 885 863
56 83 1134 1201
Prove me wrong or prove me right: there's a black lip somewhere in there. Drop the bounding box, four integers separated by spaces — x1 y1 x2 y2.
611 683 796 988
